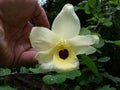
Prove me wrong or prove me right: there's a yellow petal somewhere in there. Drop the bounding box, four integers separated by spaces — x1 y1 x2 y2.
52 4 80 39
53 46 79 73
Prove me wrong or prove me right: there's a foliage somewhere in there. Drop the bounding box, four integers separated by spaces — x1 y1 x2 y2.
97 85 116 90
1 0 120 89
0 86 16 90
0 68 11 76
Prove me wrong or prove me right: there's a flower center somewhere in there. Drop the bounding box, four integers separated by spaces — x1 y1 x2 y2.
59 49 69 59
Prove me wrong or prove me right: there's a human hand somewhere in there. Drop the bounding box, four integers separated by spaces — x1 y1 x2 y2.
0 0 50 67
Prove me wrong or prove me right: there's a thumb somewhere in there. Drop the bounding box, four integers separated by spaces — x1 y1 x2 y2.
17 49 38 66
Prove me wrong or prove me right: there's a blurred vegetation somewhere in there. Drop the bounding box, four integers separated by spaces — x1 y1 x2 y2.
0 0 120 90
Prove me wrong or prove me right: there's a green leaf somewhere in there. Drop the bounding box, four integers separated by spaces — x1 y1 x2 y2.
74 6 80 11
93 37 105 48
80 28 91 35
74 85 81 90
84 4 91 14
78 1 88 10
78 74 103 86
102 18 112 27
102 73 120 83
0 77 4 81
43 75 56 85
97 85 116 90
29 68 40 74
43 70 81 85
93 74 103 84
114 40 120 46
20 67 29 74
0 86 16 90
88 0 98 8
77 74 90 86
0 68 11 76
98 57 110 62
43 74 66 85
54 74 66 84
96 49 102 54
65 70 81 80
81 54 98 74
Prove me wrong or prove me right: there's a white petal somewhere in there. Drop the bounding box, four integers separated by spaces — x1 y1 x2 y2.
30 27 59 51
39 61 54 73
36 48 55 73
52 4 80 39
68 35 99 46
35 48 54 64
71 46 96 55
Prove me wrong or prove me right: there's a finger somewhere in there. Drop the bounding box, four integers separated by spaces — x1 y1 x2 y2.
23 22 33 39
17 49 38 66
14 22 37 66
32 2 50 28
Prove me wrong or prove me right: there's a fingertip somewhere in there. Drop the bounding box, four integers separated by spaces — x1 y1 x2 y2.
32 3 50 28
18 50 38 66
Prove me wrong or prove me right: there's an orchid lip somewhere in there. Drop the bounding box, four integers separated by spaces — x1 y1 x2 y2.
59 49 69 60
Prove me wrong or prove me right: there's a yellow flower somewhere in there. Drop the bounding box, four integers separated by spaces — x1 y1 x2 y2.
29 4 99 73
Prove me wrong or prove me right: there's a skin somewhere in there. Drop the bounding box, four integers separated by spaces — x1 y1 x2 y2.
0 0 50 67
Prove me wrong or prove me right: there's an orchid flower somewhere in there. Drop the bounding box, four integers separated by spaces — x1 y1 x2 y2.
30 4 99 73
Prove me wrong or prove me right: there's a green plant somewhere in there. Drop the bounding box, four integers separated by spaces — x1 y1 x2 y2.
1 0 120 89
